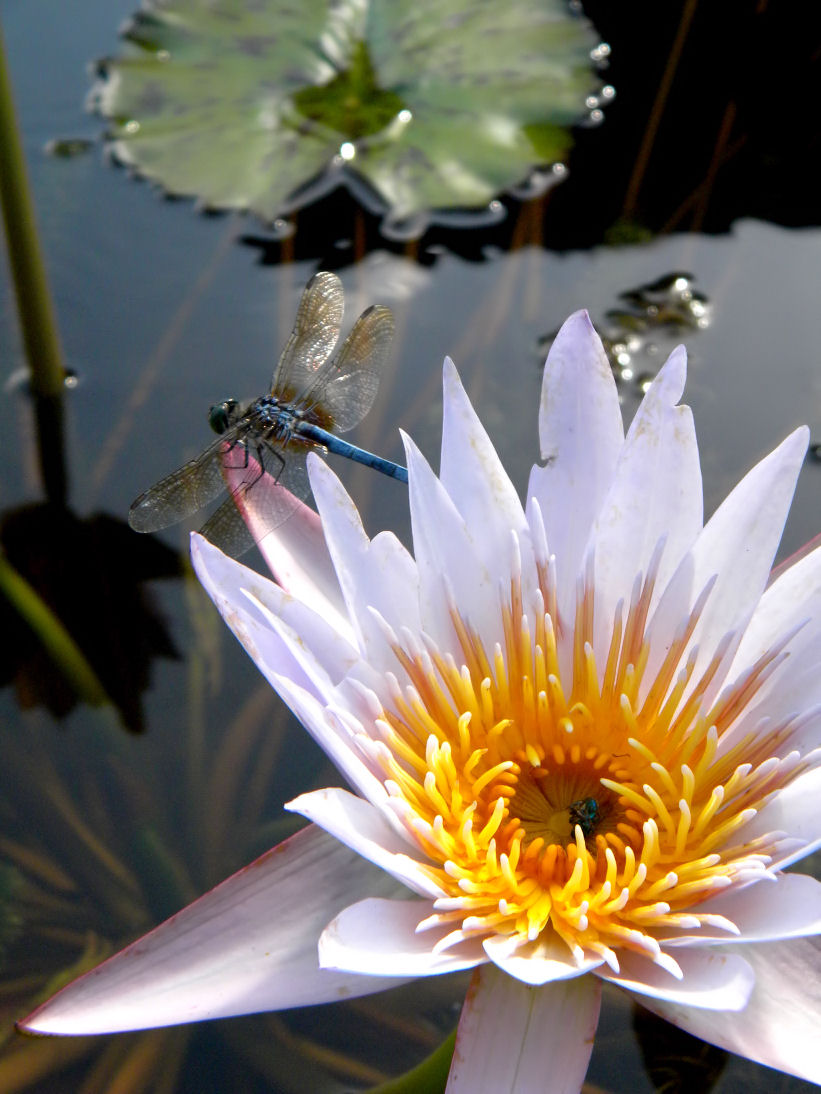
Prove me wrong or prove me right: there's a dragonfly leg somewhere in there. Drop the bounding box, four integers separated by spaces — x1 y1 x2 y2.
221 440 251 472
254 442 286 485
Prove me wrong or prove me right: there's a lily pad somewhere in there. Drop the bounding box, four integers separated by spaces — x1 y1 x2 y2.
89 0 607 237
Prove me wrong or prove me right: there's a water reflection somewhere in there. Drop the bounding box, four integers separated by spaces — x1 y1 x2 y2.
538 271 712 394
0 504 179 732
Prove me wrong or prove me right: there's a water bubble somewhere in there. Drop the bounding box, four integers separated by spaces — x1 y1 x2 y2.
635 372 655 394
590 42 611 64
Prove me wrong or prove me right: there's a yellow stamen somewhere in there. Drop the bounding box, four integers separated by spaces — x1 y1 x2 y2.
366 557 808 970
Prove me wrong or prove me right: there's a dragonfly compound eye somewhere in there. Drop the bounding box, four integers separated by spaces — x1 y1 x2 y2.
208 400 238 435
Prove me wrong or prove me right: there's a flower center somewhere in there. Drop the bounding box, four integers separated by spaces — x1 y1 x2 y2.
370 547 808 973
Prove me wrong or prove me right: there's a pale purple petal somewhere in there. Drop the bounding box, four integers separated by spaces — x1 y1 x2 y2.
192 534 355 701
587 346 702 659
661 872 821 945
439 358 529 577
192 534 361 702
446 963 601 1094
727 543 821 744
273 675 389 806
402 432 498 653
20 826 407 1036
527 310 624 620
741 765 821 867
639 938 821 1084
287 787 444 899
483 933 603 985
307 457 421 668
319 898 485 977
644 427 809 706
222 463 346 623
598 947 754 1009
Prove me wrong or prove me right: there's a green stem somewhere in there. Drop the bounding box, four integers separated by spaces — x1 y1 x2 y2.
366 1030 456 1094
0 14 67 399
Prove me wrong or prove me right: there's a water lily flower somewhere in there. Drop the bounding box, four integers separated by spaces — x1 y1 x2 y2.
21 313 821 1091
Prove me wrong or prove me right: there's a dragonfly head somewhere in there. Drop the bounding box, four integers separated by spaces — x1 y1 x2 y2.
208 399 238 435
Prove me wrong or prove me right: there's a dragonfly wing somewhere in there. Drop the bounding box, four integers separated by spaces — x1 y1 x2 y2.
303 304 394 433
200 442 311 556
272 271 345 397
237 443 310 540
128 431 237 533
198 496 256 558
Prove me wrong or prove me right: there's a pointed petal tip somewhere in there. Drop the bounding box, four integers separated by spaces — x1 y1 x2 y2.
306 448 335 485
788 423 811 454
399 428 424 466
442 356 468 405
189 530 229 585
545 309 609 375
557 308 594 337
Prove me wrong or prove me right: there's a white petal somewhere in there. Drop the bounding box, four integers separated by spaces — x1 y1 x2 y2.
587 346 702 658
727 542 821 745
192 534 356 699
527 310 623 620
638 938 821 1084
193 537 383 801
598 947 754 1010
273 675 388 806
287 787 444 899
645 428 809 706
662 872 821 945
741 765 821 867
20 826 407 1036
483 932 603 985
446 964 601 1094
308 457 421 668
439 357 529 576
220 466 347 626
402 431 498 653
319 898 485 977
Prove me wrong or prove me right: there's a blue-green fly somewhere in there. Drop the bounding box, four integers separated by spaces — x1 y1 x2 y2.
569 798 600 838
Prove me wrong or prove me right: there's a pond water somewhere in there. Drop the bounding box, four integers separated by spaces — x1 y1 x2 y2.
1 1 820 1092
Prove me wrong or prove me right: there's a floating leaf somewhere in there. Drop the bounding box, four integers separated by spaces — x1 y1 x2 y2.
89 0 607 236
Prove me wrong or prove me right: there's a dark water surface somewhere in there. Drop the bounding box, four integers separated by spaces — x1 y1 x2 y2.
1 1 820 1091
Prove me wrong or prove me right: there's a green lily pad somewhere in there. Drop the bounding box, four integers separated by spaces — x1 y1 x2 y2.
89 0 607 237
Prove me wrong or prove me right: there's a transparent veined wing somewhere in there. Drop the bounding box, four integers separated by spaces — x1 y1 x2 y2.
271 271 344 398
128 426 246 533
198 435 311 555
299 304 395 433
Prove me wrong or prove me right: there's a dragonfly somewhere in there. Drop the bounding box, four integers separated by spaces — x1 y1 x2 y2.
128 271 407 557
